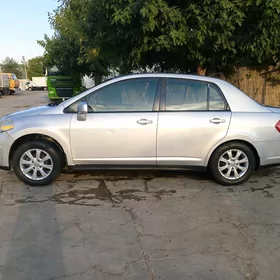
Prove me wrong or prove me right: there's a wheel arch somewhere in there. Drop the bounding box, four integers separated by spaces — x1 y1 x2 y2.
206 139 260 170
9 133 68 170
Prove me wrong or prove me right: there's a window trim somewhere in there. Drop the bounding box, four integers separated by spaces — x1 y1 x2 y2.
63 77 161 114
208 82 231 111
160 77 231 112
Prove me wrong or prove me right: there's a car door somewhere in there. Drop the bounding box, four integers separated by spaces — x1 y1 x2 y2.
69 77 160 165
157 78 232 166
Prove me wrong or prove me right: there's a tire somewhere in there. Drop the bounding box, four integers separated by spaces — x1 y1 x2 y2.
209 142 256 186
11 140 63 186
3 88 10 95
28 87 32 91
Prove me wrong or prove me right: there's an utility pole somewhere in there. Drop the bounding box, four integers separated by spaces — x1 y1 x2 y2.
22 56 28 80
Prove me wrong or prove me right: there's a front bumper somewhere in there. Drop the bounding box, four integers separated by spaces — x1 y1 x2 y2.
0 132 14 169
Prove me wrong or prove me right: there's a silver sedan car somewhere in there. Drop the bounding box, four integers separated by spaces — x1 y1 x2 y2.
1 73 280 186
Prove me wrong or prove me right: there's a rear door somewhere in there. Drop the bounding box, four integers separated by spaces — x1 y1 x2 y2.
157 78 232 167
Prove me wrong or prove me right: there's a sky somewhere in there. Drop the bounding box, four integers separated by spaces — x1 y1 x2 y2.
0 0 59 63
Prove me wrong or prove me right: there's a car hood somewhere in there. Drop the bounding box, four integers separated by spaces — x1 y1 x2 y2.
265 106 280 113
1 105 51 120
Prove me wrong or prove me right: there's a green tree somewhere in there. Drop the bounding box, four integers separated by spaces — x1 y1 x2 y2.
27 56 44 79
38 2 111 85
40 0 280 78
236 0 280 67
1 57 24 78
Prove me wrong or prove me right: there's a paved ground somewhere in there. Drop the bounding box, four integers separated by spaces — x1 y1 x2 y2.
0 91 280 280
0 90 49 117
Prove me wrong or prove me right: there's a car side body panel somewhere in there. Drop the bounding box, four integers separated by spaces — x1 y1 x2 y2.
157 111 232 166
69 112 159 165
7 114 74 166
204 112 280 166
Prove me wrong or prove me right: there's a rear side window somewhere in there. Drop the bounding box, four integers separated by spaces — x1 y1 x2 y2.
166 79 207 111
164 78 227 111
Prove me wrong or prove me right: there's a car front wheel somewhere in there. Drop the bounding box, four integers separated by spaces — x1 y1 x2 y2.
12 140 63 186
209 142 256 186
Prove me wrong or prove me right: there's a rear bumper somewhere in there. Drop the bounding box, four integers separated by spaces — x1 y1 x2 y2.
0 132 14 169
254 141 280 167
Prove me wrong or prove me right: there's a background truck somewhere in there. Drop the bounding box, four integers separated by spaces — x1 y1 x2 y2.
0 72 19 95
26 77 47 91
46 66 83 101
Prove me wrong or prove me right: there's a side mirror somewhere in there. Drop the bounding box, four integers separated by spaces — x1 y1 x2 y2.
77 101 88 121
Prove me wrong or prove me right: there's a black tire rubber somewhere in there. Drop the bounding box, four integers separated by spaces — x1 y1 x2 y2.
12 140 63 186
3 88 10 95
209 142 256 186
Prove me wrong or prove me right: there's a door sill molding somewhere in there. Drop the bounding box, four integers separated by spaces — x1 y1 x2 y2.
68 164 207 172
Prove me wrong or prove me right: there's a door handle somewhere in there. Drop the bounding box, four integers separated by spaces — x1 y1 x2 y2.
137 119 153 125
210 118 226 124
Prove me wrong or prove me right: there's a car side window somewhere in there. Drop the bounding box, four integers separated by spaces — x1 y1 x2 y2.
209 84 226 110
165 79 208 111
87 78 158 112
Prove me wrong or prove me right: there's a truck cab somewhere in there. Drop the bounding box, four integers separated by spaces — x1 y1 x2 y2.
46 66 83 101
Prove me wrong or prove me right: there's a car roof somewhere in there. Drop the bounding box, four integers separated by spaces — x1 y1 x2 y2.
108 72 223 83
61 73 271 113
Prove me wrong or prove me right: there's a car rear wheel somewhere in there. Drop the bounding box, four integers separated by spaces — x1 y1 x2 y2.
12 140 63 186
209 142 256 186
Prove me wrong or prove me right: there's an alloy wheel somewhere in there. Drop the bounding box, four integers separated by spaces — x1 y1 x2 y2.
19 149 54 181
218 149 249 180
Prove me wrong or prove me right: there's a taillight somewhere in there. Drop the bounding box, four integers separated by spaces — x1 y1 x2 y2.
275 121 280 132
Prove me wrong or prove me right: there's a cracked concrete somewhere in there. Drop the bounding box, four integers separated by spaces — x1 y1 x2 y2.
1 91 280 280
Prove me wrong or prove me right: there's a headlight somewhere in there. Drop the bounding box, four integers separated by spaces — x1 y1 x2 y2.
0 119 15 133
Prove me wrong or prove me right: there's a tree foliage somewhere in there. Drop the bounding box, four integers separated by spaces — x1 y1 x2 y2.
40 0 280 78
38 2 111 84
1 57 24 78
27 56 44 79
237 0 280 67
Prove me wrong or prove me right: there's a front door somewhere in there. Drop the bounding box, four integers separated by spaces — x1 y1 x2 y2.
157 78 232 166
69 77 160 165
